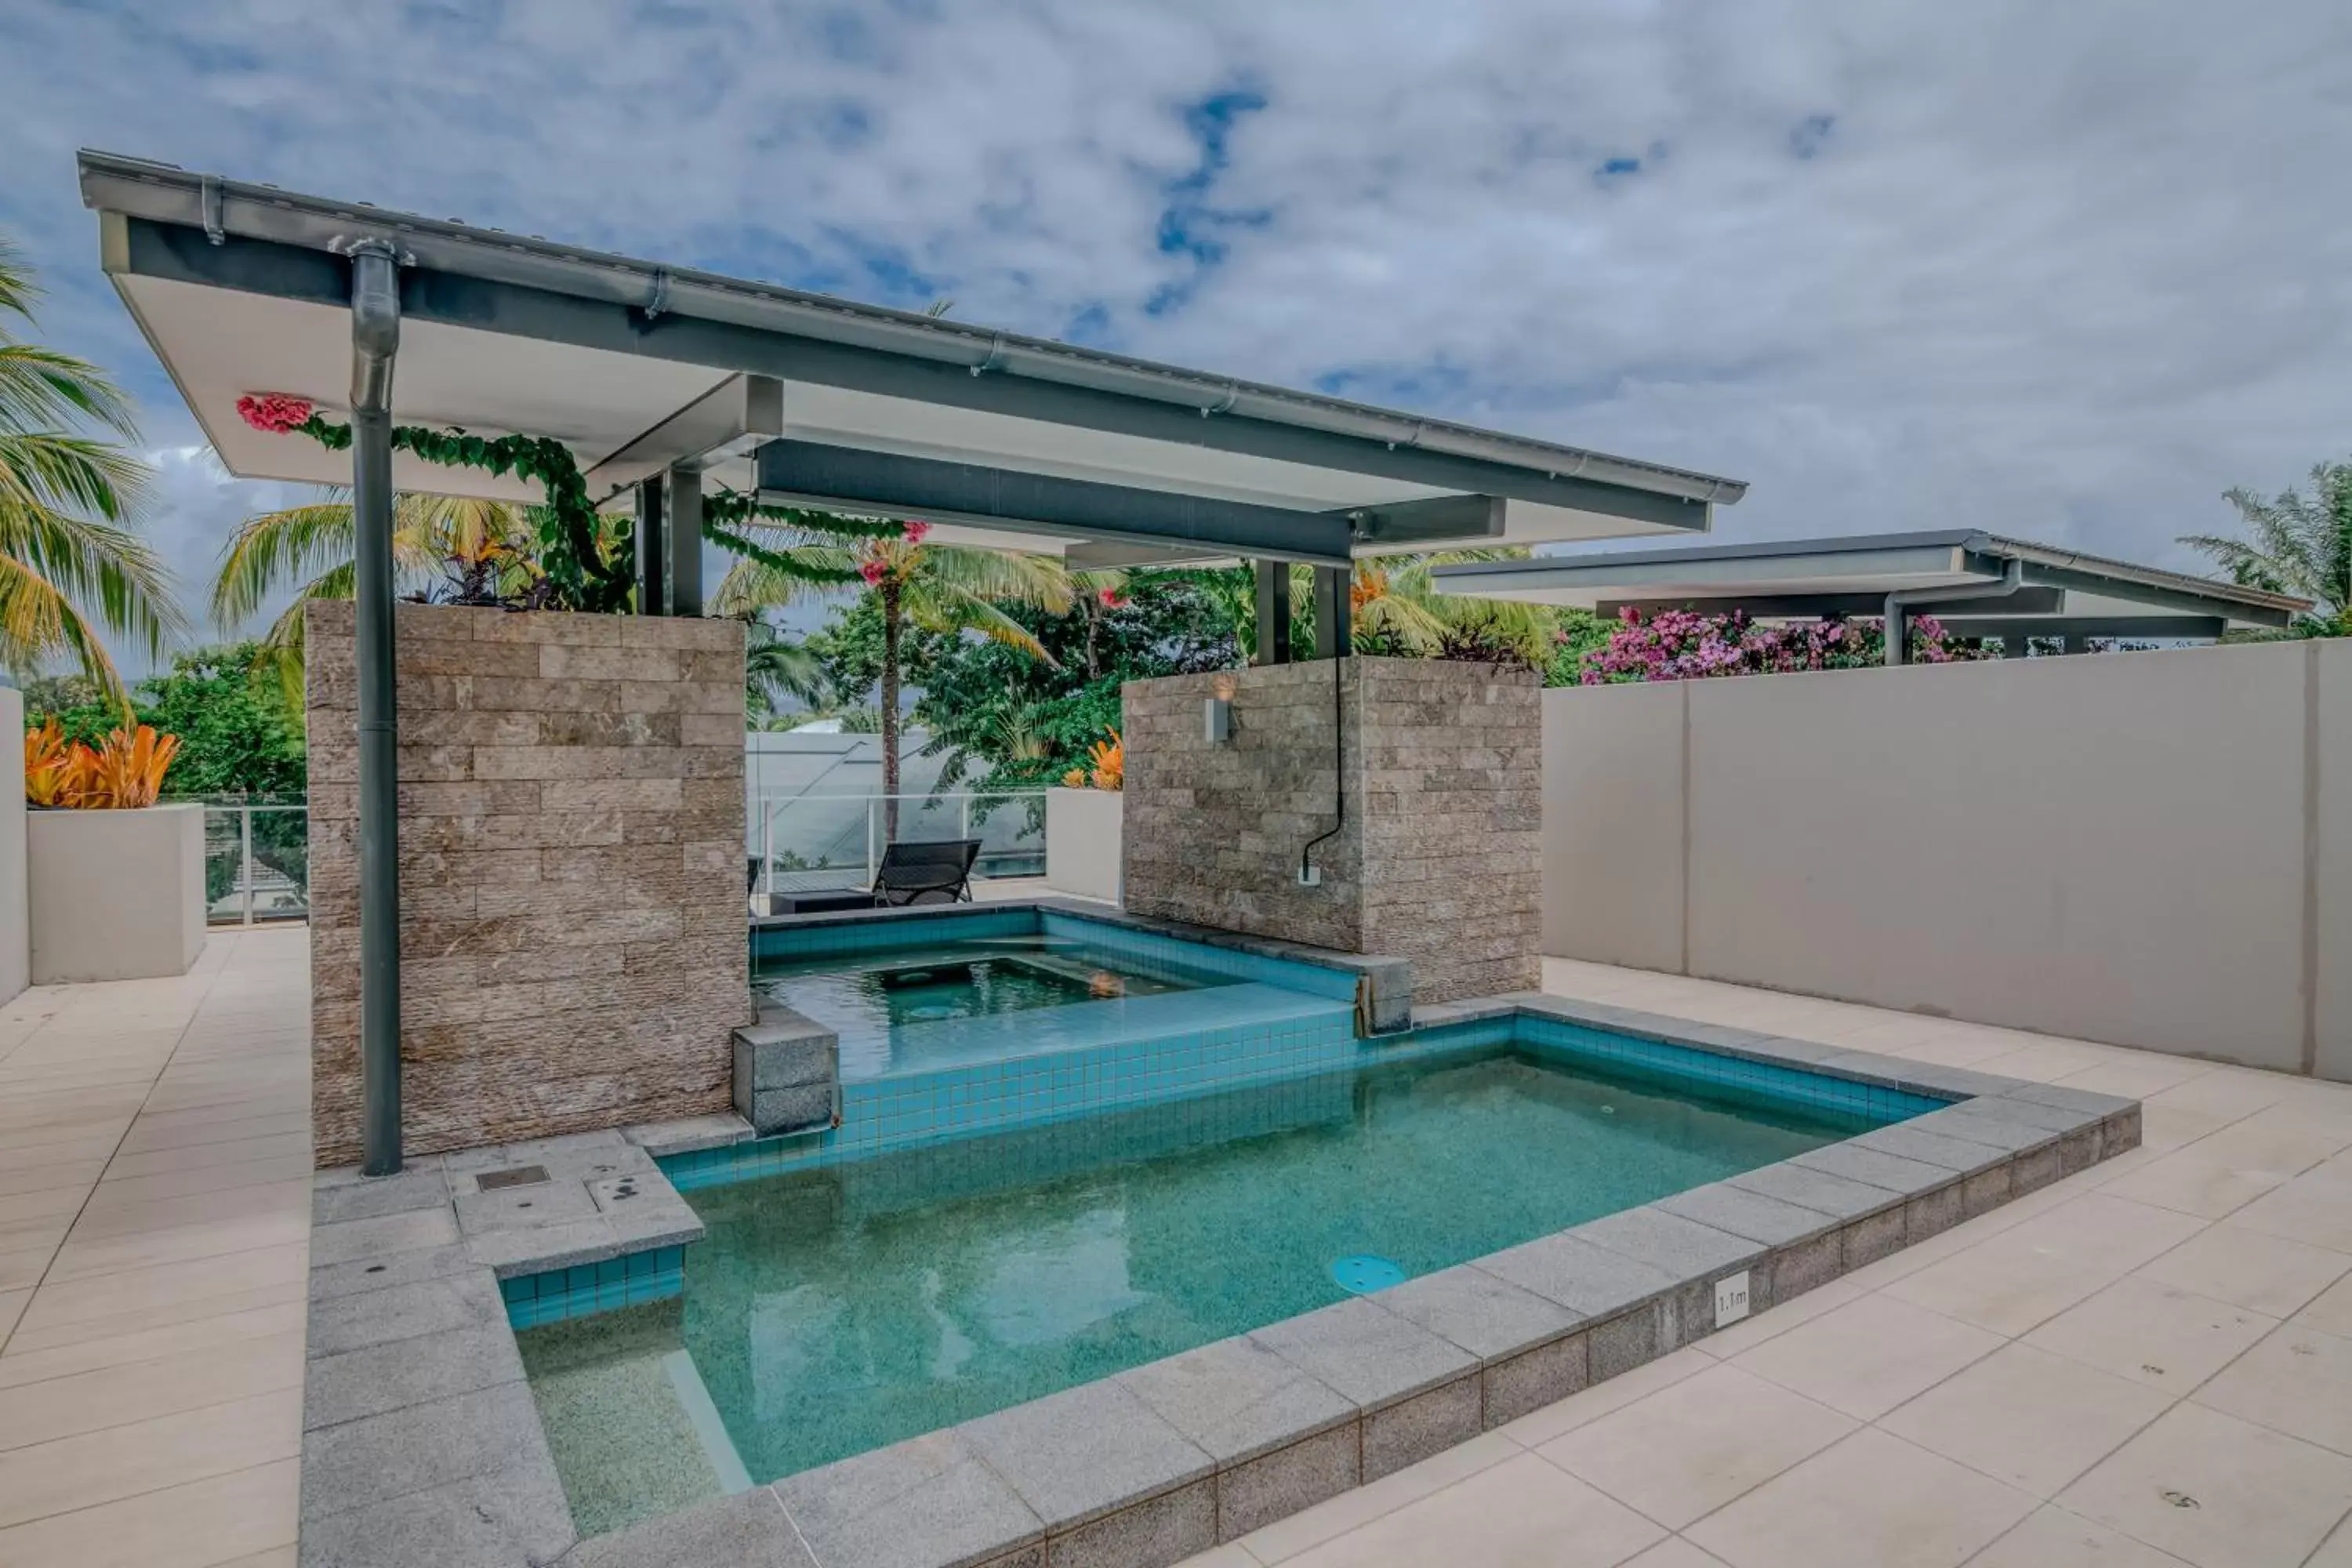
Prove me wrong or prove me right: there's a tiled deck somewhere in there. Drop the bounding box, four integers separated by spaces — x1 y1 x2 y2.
0 927 310 1568
1180 959 2352 1568
4 932 2350 1566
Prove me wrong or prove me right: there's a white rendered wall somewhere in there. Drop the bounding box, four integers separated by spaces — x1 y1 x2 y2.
1045 787 1123 905
28 802 206 983
1543 641 2349 1079
0 688 27 1005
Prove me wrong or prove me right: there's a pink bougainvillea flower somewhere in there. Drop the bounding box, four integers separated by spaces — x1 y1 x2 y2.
858 558 887 586
901 520 933 545
1097 587 1128 609
235 392 316 434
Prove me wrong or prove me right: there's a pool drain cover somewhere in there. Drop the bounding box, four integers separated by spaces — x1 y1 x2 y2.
1330 1255 1405 1294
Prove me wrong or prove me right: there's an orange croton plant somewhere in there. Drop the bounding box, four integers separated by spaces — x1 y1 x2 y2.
1060 731 1123 792
22 720 181 809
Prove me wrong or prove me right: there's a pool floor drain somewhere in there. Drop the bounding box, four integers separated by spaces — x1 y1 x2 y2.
1331 1255 1405 1294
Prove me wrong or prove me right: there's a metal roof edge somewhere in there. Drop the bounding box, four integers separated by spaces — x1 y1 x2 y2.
75 149 1748 509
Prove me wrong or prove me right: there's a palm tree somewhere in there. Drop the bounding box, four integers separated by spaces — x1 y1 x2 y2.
742 618 834 725
712 518 1073 831
1348 550 1562 666
0 234 183 702
211 493 572 699
2180 461 2352 634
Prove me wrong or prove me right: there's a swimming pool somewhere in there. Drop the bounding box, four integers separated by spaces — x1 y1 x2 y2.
518 1036 1924 1534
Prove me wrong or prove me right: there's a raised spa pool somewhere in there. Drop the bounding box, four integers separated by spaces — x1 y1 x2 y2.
519 1038 1919 1532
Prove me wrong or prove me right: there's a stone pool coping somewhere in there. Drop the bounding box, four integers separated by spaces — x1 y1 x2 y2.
294 997 2141 1568
752 896 1417 1033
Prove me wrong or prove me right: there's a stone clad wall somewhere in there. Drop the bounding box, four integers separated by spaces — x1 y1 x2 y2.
305 601 750 1166
1122 657 1541 1004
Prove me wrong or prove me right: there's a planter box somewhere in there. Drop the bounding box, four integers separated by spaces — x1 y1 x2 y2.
28 803 207 983
0 688 25 1005
1045 787 1123 905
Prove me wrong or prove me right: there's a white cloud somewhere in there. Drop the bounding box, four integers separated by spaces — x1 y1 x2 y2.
2 0 2348 675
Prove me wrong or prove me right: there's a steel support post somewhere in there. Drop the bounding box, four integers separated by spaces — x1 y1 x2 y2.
635 473 668 615
350 240 404 1177
1312 565 1352 659
667 463 702 616
1254 559 1292 665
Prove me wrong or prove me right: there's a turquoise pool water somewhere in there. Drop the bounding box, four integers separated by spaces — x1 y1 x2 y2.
522 1044 1886 1517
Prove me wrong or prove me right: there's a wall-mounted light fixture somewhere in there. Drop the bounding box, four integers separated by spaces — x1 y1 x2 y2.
1203 697 1232 744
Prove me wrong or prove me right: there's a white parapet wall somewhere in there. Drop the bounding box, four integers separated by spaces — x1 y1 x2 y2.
1044 786 1124 904
27 801 206 983
1544 639 2352 1081
1 687 27 1005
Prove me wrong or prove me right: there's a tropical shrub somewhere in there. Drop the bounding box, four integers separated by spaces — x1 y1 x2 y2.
1573 608 1983 684
1061 732 1123 791
23 720 180 808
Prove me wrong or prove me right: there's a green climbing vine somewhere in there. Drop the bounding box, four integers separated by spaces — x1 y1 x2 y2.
244 395 906 607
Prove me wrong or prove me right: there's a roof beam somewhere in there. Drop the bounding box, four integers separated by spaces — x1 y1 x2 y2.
583 373 782 490
1595 587 2067 620
753 439 1356 567
107 216 1711 532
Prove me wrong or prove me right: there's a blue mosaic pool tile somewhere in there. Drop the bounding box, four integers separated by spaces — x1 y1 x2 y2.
502 1244 687 1329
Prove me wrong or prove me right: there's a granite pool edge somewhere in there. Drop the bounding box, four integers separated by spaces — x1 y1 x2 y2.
292 1005 2142 1568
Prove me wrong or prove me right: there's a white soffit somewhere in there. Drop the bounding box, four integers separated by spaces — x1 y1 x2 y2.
118 274 733 503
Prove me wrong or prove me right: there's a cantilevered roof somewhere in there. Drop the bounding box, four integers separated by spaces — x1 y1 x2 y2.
1432 529 2309 638
77 149 1746 569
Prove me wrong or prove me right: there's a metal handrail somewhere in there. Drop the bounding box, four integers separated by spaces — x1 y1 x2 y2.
753 789 1049 895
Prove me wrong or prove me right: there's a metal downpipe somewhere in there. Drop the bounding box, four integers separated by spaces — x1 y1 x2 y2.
1882 559 2025 667
350 239 403 1177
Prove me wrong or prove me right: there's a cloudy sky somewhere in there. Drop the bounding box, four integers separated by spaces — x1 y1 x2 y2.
4 0 2349 672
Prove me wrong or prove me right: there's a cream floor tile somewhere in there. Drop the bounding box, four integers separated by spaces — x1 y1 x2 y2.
88 1155 321 1209
2057 1403 2352 1568
0 1388 301 1528
1877 1341 2171 1497
1537 1363 1855 1530
0 1455 297 1568
112 1111 310 1157
1240 1430 1525 1564
1881 1196 2205 1336
1961 1505 2196 1567
5 1269 307 1351
2024 1276 2277 1396
42 1207 310 1283
0 1185 82 1225
0 1159 107 1200
1495 1346 1713 1447
2143 1069 2299 1123
1176 1547 1259 1568
1690 1276 1866 1360
2227 1167 2352 1254
1683 1429 2035 1568
67 1179 310 1241
1969 1042 2130 1083
2310 1513 2352 1567
0 1298 307 1389
1733 1292 2004 1421
98 1131 311 1181
2190 1321 2352 1456
2136 1223 2351 1318
1281 1452 1664 1568
2053 1057 2220 1102
0 1287 26 1345
0 1216 70 1254
2135 1104 2236 1155
2299 1272 2352 1338
0 1134 123 1174
0 1329 303 1450
0 1242 56 1291
1619 1541 1731 1568
2100 1148 2306 1220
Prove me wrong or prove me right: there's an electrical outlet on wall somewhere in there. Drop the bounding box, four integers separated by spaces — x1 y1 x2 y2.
1296 863 1323 887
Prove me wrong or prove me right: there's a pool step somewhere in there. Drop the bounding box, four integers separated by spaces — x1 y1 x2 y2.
732 1005 841 1136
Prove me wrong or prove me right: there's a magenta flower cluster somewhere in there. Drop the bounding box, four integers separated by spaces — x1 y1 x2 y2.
1577 607 1979 684
235 392 316 434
